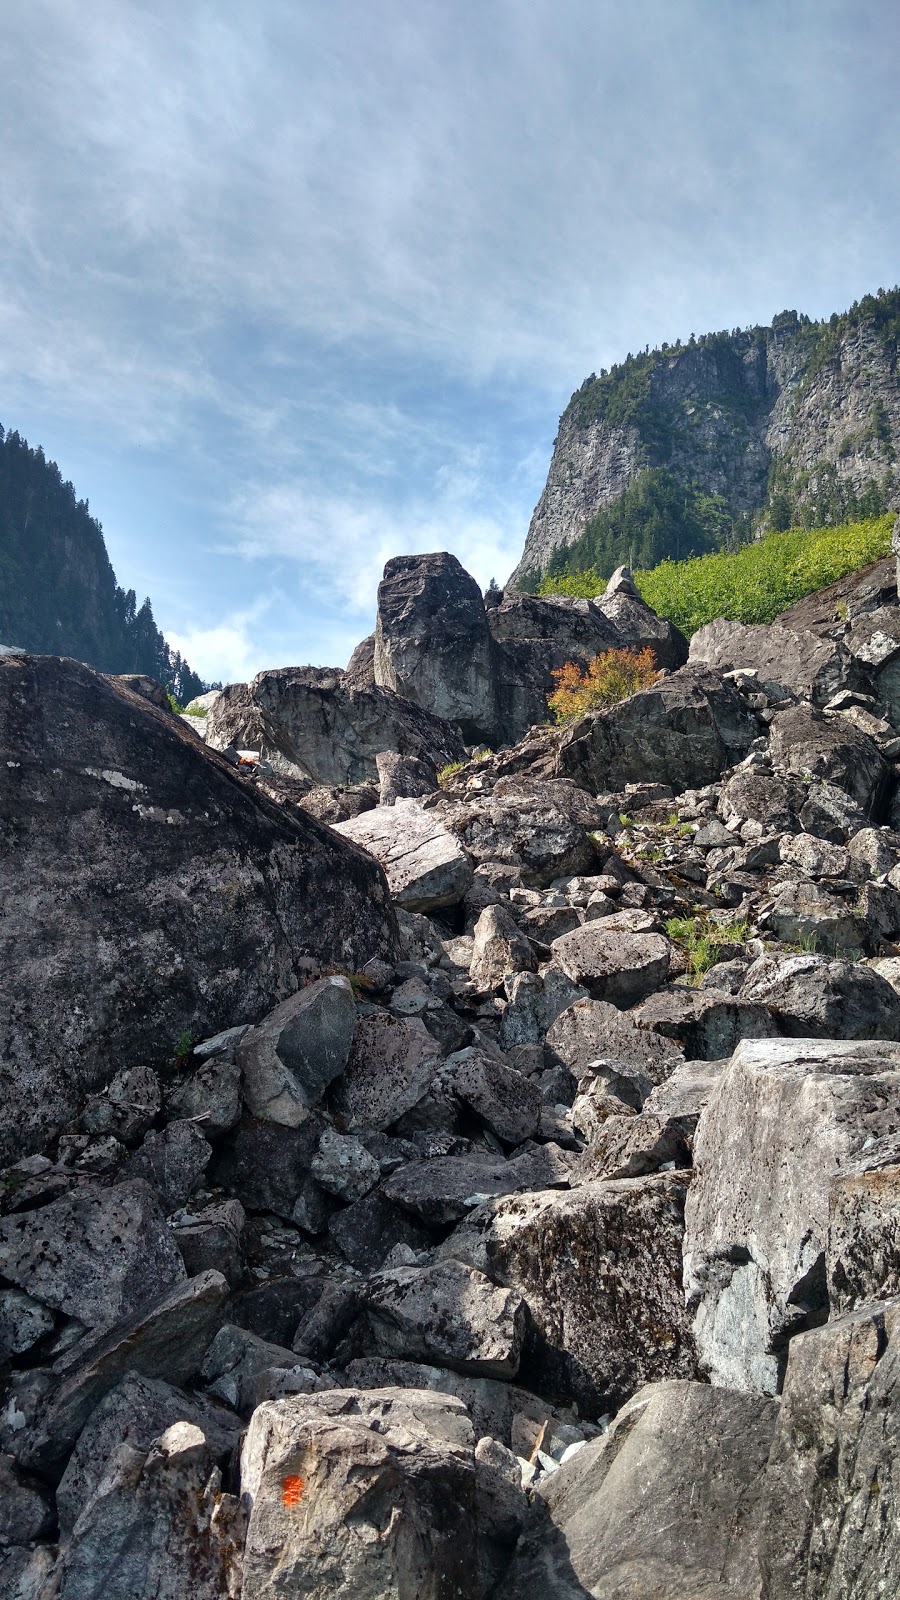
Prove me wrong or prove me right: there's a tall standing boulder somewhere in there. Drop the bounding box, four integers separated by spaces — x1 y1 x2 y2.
0 654 398 1161
374 553 500 744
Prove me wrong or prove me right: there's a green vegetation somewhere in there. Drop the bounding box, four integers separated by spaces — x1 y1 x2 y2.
537 468 734 588
0 424 206 701
665 915 750 981
438 760 466 785
539 513 894 636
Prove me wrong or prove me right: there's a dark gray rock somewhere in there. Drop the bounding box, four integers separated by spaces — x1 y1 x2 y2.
0 653 398 1162
556 665 758 795
0 1288 55 1356
630 984 779 1059
165 1056 242 1137
335 1012 443 1132
0 1453 55 1545
550 924 672 1005
310 1129 381 1203
206 663 464 785
546 997 684 1084
80 1064 161 1144
690 615 857 704
362 1260 526 1378
328 1190 433 1271
449 1050 542 1145
768 702 890 814
375 748 438 804
208 1117 324 1222
125 1121 212 1211
0 1179 184 1330
235 977 357 1127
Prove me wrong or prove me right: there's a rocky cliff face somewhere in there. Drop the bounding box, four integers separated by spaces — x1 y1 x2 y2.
511 293 900 586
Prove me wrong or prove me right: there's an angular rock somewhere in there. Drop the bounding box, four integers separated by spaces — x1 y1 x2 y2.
444 1174 695 1413
310 1129 381 1203
166 1055 242 1136
594 566 689 669
760 880 865 955
631 983 778 1059
208 1116 323 1222
0 1179 185 1329
768 701 889 813
499 1379 778 1600
20 1270 229 1478
80 1064 161 1143
556 665 758 795
328 1190 433 1272
0 653 398 1162
363 1260 526 1378
206 664 464 785
827 1138 900 1313
0 1288 55 1357
335 1012 442 1132
449 1049 542 1145
335 800 474 912
0 1453 55 1545
469 902 536 991
690 615 856 704
125 1120 212 1211
740 952 900 1038
759 1300 900 1599
498 967 588 1050
201 1323 320 1417
172 1198 246 1285
798 778 868 842
236 977 356 1127
551 924 672 1005
374 552 500 743
240 1387 478 1600
546 997 684 1084
581 1112 693 1180
718 765 803 832
684 1038 900 1394
375 748 437 804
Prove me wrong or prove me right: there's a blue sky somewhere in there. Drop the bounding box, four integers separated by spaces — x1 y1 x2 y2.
2 0 900 682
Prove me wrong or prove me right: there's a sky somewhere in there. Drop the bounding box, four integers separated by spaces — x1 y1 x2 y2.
2 0 900 683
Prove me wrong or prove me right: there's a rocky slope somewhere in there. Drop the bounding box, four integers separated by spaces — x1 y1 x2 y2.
3 548 900 1596
511 292 900 586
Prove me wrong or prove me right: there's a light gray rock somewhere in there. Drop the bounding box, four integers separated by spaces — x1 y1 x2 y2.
125 1120 212 1211
310 1129 381 1203
0 1180 185 1329
546 997 684 1084
240 1387 479 1600
363 1260 526 1378
443 1174 695 1414
779 831 850 877
448 1050 542 1145
641 1058 728 1123
740 953 900 1038
759 880 865 955
335 1012 442 1131
684 1038 900 1394
80 1064 161 1143
375 748 437 805
718 766 803 832
498 967 588 1049
581 1112 692 1180
0 1288 55 1356
336 799 474 912
469 903 536 991
19 1270 230 1478
759 1299 900 1599
498 1379 778 1600
236 977 357 1127
551 924 672 1005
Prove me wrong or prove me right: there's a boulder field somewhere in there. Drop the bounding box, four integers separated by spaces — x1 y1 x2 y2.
2 548 900 1596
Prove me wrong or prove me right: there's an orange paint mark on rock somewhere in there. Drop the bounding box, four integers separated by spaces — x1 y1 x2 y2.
282 1475 304 1506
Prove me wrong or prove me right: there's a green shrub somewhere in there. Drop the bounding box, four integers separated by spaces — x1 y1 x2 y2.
539 514 894 635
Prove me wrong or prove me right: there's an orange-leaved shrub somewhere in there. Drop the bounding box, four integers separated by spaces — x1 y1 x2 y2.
547 646 660 724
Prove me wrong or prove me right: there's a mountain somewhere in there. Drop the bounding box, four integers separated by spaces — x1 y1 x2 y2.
0 424 205 701
510 289 900 588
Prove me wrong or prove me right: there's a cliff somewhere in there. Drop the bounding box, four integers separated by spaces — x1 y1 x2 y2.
510 291 900 587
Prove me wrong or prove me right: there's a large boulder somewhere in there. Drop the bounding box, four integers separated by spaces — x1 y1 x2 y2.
683 1038 900 1394
689 616 857 704
374 552 500 743
334 801 474 912
594 565 689 669
361 1260 526 1377
767 702 890 815
235 978 357 1127
443 1173 695 1414
0 654 398 1161
555 664 758 794
240 1387 482 1600
740 953 900 1038
499 1379 778 1600
206 665 464 786
488 591 623 741
760 1299 900 1599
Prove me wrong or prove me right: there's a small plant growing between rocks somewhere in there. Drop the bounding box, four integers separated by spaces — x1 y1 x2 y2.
665 915 750 981
437 760 466 785
548 647 660 724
